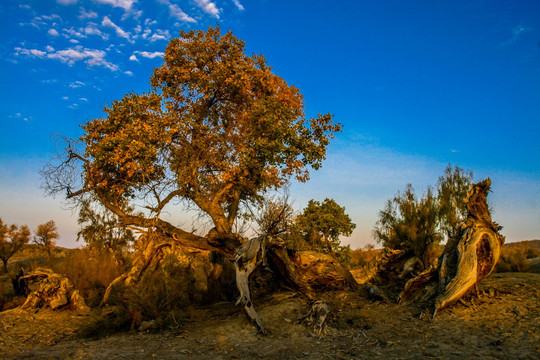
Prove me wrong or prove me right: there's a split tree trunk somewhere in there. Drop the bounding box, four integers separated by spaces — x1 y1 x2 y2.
398 178 505 316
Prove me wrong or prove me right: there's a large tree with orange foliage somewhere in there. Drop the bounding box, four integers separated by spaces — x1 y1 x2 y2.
43 26 340 258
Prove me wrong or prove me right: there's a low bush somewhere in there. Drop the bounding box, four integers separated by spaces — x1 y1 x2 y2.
51 247 127 307
496 243 534 273
102 251 212 333
349 246 379 268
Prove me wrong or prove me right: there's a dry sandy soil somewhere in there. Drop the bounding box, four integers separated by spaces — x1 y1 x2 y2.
1 271 539 360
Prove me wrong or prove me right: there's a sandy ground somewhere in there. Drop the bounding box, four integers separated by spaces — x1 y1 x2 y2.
1 272 539 360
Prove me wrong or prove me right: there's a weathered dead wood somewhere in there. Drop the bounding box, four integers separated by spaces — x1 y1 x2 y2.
234 237 358 334
233 235 286 334
351 248 420 302
18 268 88 311
101 229 358 334
299 300 329 336
399 178 505 316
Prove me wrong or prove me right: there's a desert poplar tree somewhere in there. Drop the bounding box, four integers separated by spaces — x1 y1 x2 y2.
42 26 340 259
0 219 30 272
33 220 59 257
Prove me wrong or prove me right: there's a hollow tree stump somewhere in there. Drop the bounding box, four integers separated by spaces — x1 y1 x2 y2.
399 178 505 316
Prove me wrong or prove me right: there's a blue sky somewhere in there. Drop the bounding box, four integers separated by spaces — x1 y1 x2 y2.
1 0 539 248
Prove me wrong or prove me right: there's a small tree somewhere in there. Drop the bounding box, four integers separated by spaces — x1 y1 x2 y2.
34 220 59 257
373 185 440 267
437 165 473 243
253 191 295 238
0 219 31 272
295 198 356 255
373 164 473 267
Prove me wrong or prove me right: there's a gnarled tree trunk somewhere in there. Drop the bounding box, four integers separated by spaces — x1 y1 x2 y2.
102 229 357 334
19 268 88 311
398 178 505 316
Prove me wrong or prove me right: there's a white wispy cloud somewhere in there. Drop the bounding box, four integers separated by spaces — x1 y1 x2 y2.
142 28 171 42
48 28 59 36
9 112 32 121
78 8 98 19
57 0 78 5
25 14 62 31
232 0 244 11
149 33 166 41
15 45 119 71
84 23 109 39
141 28 152 39
62 27 86 39
41 14 61 21
194 0 220 18
69 81 86 88
144 18 157 26
14 47 46 58
94 0 136 12
30 17 46 29
94 0 141 19
501 25 531 46
124 70 134 76
102 16 133 42
134 50 164 59
158 0 196 23
129 54 138 61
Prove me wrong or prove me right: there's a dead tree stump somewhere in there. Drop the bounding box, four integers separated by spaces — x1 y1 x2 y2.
398 178 505 316
19 268 88 311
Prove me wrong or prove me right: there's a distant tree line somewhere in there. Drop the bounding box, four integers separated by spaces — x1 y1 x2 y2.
0 218 59 272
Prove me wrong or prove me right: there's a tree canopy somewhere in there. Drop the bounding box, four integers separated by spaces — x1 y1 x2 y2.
295 198 356 253
373 184 440 264
436 165 473 242
33 220 59 257
0 219 30 272
373 165 473 265
42 26 340 257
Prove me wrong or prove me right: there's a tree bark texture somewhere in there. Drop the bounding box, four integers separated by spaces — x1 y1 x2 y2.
18 268 88 311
